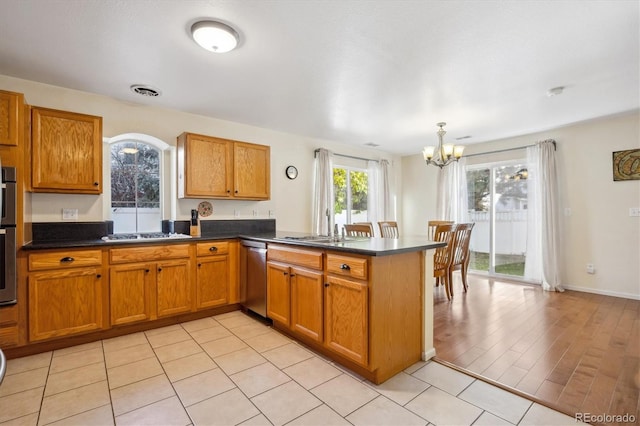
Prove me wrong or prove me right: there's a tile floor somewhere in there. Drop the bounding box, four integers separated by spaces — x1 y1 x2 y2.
0 311 582 426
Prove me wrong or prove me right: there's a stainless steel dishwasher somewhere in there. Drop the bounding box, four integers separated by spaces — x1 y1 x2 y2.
240 240 267 318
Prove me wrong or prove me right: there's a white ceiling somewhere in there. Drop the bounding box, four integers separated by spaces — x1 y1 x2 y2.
0 0 638 155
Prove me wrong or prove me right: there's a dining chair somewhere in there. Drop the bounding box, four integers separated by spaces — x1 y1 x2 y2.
450 223 475 296
428 220 454 240
354 222 374 236
433 223 457 300
378 221 399 238
344 224 373 237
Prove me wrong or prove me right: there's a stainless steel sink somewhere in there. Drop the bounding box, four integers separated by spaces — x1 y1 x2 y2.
101 232 192 242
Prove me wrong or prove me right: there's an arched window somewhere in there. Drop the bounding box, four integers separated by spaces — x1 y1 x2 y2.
107 133 171 233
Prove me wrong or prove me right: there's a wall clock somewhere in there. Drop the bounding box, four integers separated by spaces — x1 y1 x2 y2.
285 165 298 180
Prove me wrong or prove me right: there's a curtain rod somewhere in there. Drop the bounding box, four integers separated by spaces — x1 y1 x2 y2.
463 140 556 158
314 148 379 163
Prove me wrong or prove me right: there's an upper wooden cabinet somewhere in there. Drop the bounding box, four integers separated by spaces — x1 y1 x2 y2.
31 107 103 194
0 90 24 146
177 132 270 200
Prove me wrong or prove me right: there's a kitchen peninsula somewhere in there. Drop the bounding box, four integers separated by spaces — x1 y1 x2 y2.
6 220 443 385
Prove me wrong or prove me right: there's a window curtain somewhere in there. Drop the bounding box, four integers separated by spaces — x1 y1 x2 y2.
312 148 334 236
436 158 469 223
367 159 392 236
526 140 563 292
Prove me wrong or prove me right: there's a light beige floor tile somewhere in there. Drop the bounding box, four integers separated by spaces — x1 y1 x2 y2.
104 343 155 369
215 312 258 329
0 367 48 397
287 404 351 426
364 371 430 405
163 352 217 382
282 357 341 389
107 357 164 389
458 380 532 424
173 368 235 407
261 343 313 369
146 328 192 348
411 361 475 395
53 341 103 358
238 413 273 425
47 404 114 426
405 386 482 426
346 395 428 426
0 387 43 423
230 362 291 398
115 396 190 426
110 374 175 416
244 330 290 353
187 388 260 426
154 339 203 363
180 317 219 333
519 402 584 425
188 325 233 344
214 347 267 376
38 381 110 425
213 310 244 319
251 381 322 426
144 324 184 337
472 411 515 425
45 362 107 396
330 361 368 382
404 360 428 374
230 323 273 340
49 348 104 375
0 412 39 426
102 332 148 353
5 352 51 375
200 335 248 358
311 374 378 417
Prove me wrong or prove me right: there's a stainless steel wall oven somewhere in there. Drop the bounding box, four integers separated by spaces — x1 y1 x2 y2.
0 166 17 305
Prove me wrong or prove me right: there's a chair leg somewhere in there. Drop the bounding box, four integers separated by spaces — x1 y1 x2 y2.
448 269 454 298
435 277 440 287
461 265 468 292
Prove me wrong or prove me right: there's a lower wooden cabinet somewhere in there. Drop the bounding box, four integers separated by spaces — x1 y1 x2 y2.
195 241 232 309
110 263 155 325
156 259 192 318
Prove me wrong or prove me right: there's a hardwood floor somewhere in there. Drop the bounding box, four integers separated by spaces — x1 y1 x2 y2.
433 274 640 424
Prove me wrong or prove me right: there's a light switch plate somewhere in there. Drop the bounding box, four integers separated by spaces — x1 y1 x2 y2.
630 207 640 217
62 208 78 220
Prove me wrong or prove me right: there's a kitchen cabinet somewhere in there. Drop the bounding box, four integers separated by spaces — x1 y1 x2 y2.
27 249 105 342
195 240 234 309
0 90 24 146
267 245 324 343
109 244 193 322
177 132 270 200
31 107 103 194
0 304 20 348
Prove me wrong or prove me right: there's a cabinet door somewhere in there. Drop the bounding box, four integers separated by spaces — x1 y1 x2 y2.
110 263 155 325
266 261 290 326
156 259 192 318
29 267 104 341
0 90 23 146
196 255 229 309
179 133 232 198
324 275 368 366
290 267 324 342
31 107 102 193
234 142 270 199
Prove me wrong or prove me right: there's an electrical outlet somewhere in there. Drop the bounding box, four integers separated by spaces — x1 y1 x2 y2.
252 210 258 217
62 208 78 220
234 210 240 218
630 207 640 217
269 210 275 218
586 263 595 274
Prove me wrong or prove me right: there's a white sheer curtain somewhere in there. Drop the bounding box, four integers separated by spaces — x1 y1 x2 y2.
367 159 392 236
526 140 563 292
312 148 334 236
436 158 469 223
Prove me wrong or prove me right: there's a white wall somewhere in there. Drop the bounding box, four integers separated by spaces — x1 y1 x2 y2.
402 111 640 299
0 75 400 234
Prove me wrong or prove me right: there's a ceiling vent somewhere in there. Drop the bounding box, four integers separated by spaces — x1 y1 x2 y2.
364 142 380 147
130 84 161 97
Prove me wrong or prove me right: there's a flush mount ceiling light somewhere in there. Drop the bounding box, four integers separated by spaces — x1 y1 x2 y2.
191 20 239 53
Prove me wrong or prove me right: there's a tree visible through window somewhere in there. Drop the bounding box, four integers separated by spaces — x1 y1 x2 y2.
333 167 368 231
111 141 161 233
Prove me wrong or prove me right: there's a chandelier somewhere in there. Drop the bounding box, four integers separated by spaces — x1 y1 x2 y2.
422 122 465 168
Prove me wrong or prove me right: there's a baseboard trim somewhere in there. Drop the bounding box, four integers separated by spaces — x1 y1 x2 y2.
422 347 437 361
561 284 640 300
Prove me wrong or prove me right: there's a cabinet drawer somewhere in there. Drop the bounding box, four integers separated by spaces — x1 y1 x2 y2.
196 241 229 256
0 326 19 347
327 253 368 280
29 249 102 271
268 245 323 270
110 244 190 264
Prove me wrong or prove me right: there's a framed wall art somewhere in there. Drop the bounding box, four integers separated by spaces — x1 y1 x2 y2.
612 149 640 181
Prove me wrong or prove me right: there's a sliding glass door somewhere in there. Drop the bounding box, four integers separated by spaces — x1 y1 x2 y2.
466 161 529 278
